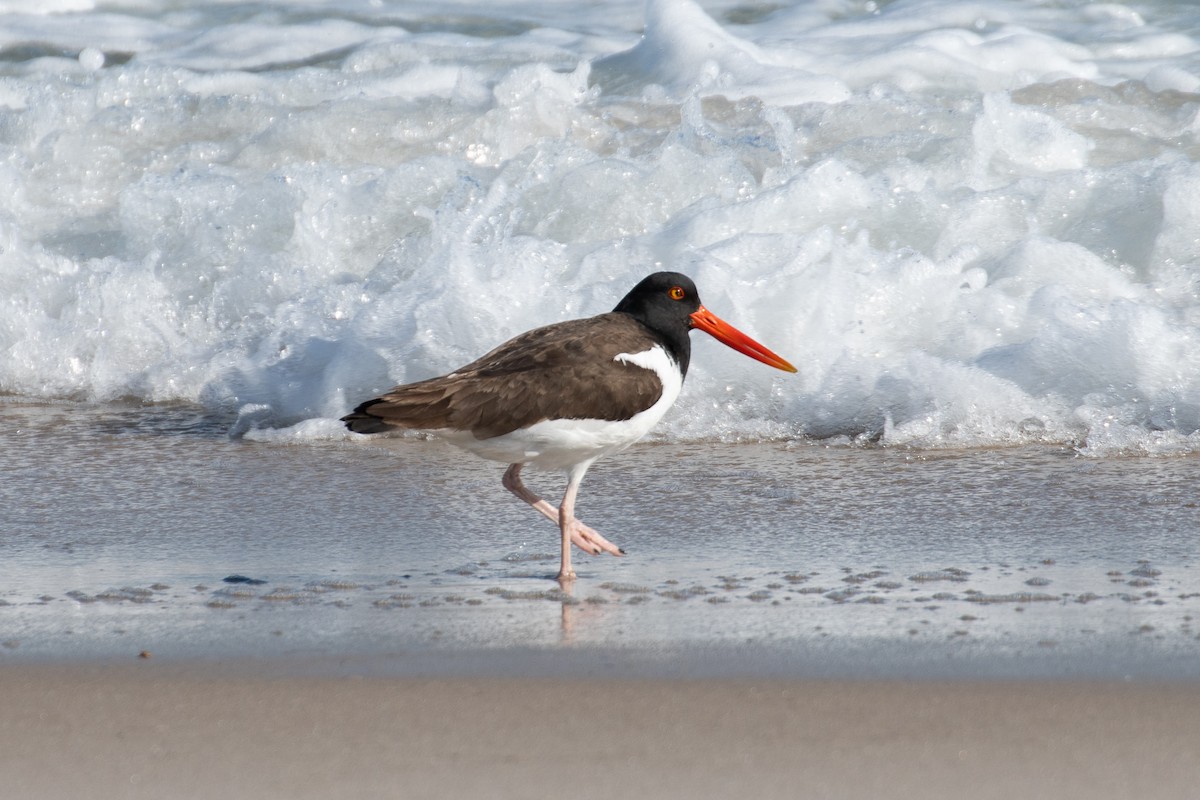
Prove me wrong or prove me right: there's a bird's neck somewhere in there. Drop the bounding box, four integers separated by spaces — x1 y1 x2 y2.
620 313 691 378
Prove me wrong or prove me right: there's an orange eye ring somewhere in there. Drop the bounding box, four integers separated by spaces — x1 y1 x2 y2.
668 286 686 300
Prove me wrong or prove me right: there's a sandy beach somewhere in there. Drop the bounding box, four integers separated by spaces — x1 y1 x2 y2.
5 403 1200 797
4 663 1199 800
7 0 1200 795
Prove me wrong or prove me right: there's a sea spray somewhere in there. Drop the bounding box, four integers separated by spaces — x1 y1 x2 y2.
1 0 1199 452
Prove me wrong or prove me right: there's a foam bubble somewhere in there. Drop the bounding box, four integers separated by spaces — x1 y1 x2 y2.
78 46 104 71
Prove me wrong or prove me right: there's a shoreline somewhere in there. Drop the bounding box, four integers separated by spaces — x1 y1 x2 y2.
5 409 1200 796
5 402 1200 683
5 662 1199 799
5 635 1200 682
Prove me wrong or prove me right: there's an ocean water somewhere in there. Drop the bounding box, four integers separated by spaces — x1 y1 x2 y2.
1 0 1200 452
3 1 1200 677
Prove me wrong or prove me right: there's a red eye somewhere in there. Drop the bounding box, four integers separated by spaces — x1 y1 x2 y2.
668 286 685 300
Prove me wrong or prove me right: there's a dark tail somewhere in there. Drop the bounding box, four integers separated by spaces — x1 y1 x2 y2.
340 401 393 434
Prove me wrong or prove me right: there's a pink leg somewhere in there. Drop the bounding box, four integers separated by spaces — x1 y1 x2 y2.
501 463 623 579
557 472 582 581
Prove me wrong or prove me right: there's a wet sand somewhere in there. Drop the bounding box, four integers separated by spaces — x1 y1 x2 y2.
5 401 1200 796
5 401 1200 678
4 663 1199 800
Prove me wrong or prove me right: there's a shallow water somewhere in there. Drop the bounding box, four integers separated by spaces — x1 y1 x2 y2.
3 400 1198 679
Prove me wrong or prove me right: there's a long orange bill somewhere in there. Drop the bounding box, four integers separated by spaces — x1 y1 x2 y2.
689 305 798 373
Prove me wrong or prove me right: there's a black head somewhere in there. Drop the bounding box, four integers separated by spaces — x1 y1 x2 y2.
612 271 799 378
612 271 701 374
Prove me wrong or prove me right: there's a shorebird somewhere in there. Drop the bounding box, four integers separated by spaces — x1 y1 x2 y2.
342 272 796 581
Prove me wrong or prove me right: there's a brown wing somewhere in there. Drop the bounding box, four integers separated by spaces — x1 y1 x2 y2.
341 313 666 439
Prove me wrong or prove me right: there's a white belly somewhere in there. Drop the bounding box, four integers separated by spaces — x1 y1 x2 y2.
438 345 683 471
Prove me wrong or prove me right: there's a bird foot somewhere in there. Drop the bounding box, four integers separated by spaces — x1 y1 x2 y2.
567 519 623 557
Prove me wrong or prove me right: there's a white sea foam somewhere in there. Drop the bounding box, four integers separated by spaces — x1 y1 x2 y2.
2 0 1200 454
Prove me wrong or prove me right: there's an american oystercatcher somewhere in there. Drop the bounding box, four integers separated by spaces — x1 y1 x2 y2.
342 272 796 581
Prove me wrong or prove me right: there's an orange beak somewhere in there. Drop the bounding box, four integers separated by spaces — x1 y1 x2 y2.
689 305 797 373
